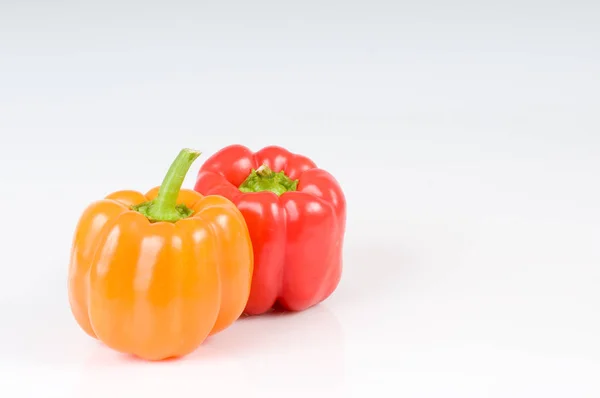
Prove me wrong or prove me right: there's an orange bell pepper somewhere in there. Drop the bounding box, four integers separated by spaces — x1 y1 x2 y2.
68 148 253 361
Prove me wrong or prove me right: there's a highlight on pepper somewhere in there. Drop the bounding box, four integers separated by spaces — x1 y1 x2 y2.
67 148 254 361
194 144 347 315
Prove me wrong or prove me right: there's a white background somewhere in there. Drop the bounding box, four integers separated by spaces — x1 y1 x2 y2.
1 1 599 397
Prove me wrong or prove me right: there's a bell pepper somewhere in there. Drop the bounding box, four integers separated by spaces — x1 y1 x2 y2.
68 148 253 361
194 145 346 315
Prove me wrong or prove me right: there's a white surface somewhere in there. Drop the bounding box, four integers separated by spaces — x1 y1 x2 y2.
1 1 599 397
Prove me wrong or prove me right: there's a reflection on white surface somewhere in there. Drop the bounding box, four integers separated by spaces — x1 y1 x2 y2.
73 305 345 396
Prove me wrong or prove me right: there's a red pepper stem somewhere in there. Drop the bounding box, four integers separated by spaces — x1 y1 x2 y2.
256 164 272 177
238 164 299 196
133 148 201 223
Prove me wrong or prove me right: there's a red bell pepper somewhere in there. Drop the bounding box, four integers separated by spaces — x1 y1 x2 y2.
194 145 346 315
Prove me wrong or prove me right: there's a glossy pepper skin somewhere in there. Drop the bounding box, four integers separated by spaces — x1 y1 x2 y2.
68 149 253 361
194 145 346 315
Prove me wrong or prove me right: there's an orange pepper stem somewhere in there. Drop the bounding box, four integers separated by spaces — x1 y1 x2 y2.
132 148 201 223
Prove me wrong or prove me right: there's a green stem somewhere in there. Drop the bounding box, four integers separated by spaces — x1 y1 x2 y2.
132 148 201 223
238 164 298 196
